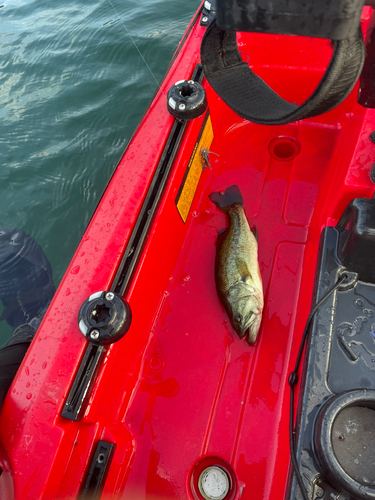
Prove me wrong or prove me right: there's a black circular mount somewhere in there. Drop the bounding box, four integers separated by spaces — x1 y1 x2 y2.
78 291 131 345
167 80 207 120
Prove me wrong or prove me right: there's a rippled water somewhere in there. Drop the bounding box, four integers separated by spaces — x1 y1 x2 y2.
0 0 201 343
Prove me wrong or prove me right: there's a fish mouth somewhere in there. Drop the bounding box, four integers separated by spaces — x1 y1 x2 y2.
242 312 256 333
237 311 262 344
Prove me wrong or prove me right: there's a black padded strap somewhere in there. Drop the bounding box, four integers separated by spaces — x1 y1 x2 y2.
201 20 365 125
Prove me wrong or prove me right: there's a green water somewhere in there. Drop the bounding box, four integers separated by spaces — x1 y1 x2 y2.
0 0 201 344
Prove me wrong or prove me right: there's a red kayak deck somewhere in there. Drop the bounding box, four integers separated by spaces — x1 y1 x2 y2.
1 4 375 500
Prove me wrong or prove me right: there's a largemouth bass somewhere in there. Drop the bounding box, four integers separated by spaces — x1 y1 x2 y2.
209 185 263 344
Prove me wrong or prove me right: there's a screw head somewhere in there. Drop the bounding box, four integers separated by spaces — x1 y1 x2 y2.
178 103 186 111
202 16 208 23
105 292 114 301
90 329 100 340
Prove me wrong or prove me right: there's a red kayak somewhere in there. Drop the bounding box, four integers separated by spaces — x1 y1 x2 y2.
1 1 375 499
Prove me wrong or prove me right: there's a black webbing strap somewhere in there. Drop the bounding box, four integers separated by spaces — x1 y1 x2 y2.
200 20 365 125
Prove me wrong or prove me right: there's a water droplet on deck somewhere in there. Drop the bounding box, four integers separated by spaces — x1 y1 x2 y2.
355 299 364 308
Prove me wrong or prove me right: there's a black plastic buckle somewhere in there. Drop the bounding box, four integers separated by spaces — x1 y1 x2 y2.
201 0 216 26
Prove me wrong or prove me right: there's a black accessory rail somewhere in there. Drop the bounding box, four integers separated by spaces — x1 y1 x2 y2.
79 440 116 500
111 63 204 297
61 64 204 422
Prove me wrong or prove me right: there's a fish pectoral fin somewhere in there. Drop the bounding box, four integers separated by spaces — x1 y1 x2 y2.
235 258 252 282
242 274 253 285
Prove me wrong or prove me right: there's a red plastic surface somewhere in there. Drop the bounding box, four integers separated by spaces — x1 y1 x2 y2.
1 4 375 500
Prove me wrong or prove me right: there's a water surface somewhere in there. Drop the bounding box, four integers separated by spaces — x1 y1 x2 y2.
0 0 201 344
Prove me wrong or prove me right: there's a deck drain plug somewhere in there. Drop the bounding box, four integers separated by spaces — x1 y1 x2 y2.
198 466 230 500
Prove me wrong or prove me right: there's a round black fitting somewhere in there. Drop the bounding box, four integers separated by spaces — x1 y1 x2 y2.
337 270 358 291
78 291 131 345
314 389 375 499
167 79 207 120
288 371 298 387
370 131 375 144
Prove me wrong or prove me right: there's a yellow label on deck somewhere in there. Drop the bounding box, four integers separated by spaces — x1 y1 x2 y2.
176 113 214 223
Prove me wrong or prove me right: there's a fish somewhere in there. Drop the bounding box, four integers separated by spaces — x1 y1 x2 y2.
209 185 263 344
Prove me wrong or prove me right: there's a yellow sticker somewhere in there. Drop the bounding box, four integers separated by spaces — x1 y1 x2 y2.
176 113 214 223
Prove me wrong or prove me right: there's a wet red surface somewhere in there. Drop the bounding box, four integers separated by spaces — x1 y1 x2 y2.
1 4 375 500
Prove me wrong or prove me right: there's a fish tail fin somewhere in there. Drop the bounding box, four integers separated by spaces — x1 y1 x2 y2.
209 185 243 212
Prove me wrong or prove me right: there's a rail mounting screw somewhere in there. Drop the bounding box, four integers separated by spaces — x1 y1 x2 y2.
90 329 100 340
105 292 114 301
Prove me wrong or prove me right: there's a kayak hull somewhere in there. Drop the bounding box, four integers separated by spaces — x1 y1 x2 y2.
1 4 375 500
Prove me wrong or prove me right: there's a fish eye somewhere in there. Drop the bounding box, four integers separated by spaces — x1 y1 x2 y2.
234 314 242 324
